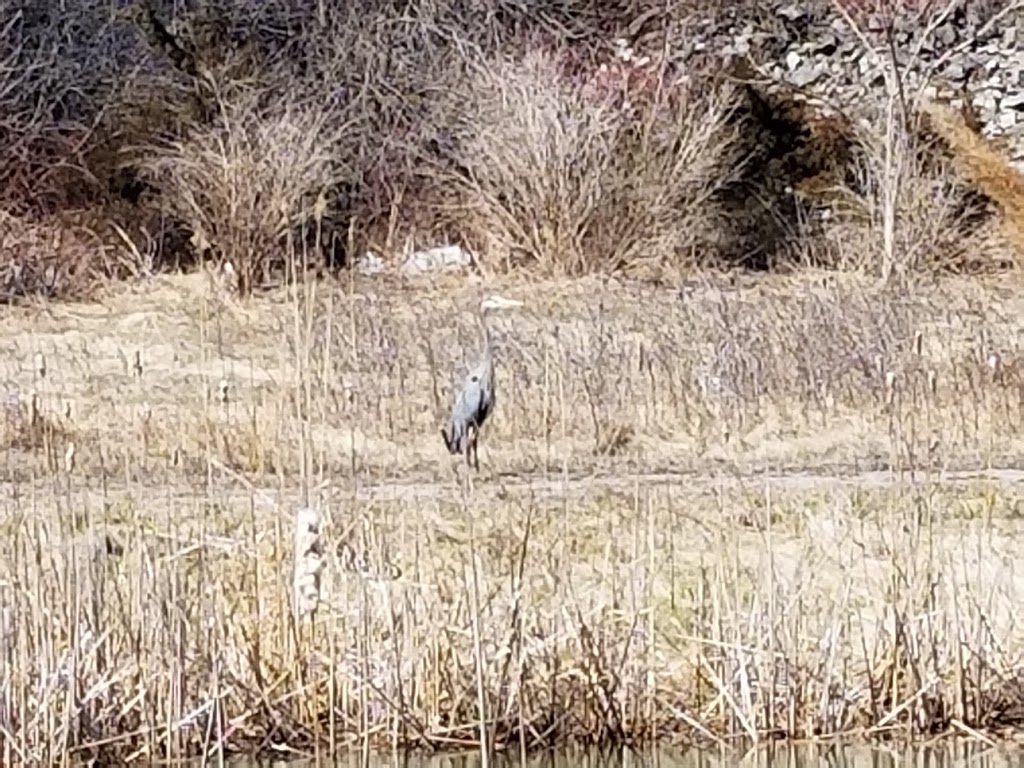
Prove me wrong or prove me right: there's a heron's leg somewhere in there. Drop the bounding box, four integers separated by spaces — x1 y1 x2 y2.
467 426 479 472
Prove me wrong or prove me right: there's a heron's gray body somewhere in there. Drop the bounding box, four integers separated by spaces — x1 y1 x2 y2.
442 349 494 471
440 294 522 473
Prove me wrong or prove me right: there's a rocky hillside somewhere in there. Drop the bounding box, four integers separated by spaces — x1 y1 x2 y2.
632 0 1024 167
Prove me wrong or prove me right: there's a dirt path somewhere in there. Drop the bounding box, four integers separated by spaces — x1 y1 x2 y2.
11 463 1019 516
337 465 1024 503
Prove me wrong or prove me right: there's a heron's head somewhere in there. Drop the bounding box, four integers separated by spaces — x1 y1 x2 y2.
475 293 524 353
479 294 525 313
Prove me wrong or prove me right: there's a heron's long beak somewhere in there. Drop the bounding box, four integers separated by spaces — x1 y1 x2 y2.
480 295 525 311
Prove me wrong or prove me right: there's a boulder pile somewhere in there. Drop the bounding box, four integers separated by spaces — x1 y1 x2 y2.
644 0 1024 168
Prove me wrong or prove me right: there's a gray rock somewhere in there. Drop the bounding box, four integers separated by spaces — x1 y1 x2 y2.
1004 92 1024 110
812 32 838 55
943 61 968 81
972 88 1000 114
402 244 474 275
791 62 826 87
933 23 958 47
776 3 807 21
356 251 385 275
725 37 751 56
997 111 1017 130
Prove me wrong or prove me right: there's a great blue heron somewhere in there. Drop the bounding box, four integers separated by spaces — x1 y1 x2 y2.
441 294 523 472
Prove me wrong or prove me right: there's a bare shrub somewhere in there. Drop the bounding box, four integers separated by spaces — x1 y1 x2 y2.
138 89 354 294
813 112 995 274
286 10 469 258
127 0 609 266
0 211 108 302
439 47 744 275
0 4 155 212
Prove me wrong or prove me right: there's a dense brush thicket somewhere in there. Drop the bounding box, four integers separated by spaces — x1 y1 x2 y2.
1 0 1021 299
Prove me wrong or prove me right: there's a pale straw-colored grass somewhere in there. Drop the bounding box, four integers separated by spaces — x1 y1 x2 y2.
2 270 1024 761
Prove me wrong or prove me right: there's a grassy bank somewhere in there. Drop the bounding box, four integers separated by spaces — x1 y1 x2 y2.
3 273 1024 761
4 0 1024 762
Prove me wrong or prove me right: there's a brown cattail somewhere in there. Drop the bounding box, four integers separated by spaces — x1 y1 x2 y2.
220 261 239 297
28 390 40 426
987 352 1002 377
913 330 923 356
927 369 938 397
34 352 46 379
293 507 324 620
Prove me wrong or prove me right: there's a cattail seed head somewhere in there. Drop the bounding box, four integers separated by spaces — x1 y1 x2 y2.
313 189 328 222
221 261 239 296
34 352 46 378
28 390 40 425
293 507 324 619
885 370 896 405
218 379 230 404
133 349 143 377
913 331 923 356
927 369 938 397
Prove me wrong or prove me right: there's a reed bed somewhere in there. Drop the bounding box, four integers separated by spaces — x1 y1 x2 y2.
2 270 1024 762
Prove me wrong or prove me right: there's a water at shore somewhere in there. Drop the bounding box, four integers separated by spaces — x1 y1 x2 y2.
219 741 1024 768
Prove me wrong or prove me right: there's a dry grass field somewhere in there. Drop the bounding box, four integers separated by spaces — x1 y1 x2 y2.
4 269 1024 761
8 0 1024 763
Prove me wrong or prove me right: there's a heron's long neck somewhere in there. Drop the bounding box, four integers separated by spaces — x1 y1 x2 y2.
479 311 493 357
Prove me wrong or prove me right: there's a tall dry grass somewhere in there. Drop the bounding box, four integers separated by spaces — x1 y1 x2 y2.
2 267 1024 761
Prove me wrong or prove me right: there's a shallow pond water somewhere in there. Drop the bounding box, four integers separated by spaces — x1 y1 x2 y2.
220 742 1024 768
